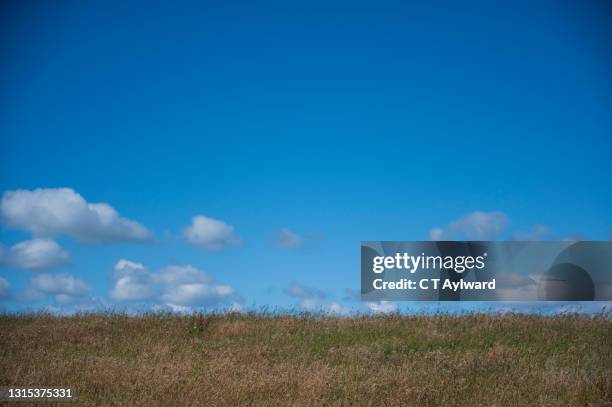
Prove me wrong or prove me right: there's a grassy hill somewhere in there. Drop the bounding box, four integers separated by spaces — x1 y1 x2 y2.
1 313 610 405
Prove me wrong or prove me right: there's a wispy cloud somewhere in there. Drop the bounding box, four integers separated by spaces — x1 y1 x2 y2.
283 282 327 300
275 228 304 249
429 211 509 240
512 224 554 241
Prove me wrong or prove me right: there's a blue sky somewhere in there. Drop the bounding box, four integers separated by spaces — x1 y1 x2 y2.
1 0 610 314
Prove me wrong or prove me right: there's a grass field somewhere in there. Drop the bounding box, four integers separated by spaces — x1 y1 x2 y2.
1 313 611 406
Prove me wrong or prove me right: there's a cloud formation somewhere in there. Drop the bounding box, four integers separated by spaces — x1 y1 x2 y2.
152 302 194 315
494 273 540 301
284 283 352 315
275 228 304 248
1 188 151 243
283 283 399 316
513 224 554 241
183 215 240 250
109 259 157 301
343 288 401 315
298 297 352 316
109 259 236 307
26 273 91 304
2 238 70 270
283 282 327 300
429 211 509 240
365 301 398 314
512 224 583 241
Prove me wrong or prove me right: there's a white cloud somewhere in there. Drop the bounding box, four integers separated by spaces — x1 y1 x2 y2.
227 302 244 313
284 283 354 316
183 215 240 250
513 225 584 242
285 283 402 316
494 273 540 300
366 301 398 314
513 224 554 241
161 283 234 305
0 277 9 300
109 259 236 306
164 303 193 314
429 211 509 240
110 259 157 301
275 228 303 248
27 273 91 304
3 238 70 270
151 300 243 315
156 264 213 285
284 282 327 299
298 297 322 310
324 302 353 316
429 228 445 241
298 298 352 316
343 288 401 315
1 188 151 243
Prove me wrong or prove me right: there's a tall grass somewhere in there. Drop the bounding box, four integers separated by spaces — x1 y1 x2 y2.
1 312 610 405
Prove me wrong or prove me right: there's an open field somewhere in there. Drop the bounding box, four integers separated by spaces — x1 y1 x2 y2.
1 313 611 406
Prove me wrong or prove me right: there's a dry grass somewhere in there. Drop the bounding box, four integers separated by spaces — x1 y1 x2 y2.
1 312 611 406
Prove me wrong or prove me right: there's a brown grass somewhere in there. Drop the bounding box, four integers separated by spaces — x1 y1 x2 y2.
1 313 611 406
